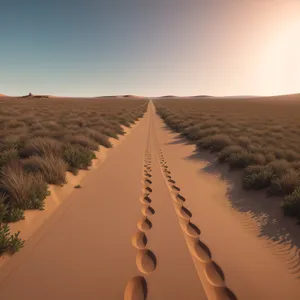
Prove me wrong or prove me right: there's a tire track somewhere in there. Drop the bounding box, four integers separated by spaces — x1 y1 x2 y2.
157 149 237 300
124 121 157 300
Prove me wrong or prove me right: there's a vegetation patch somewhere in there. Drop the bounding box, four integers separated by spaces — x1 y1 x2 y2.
0 96 148 256
154 97 300 220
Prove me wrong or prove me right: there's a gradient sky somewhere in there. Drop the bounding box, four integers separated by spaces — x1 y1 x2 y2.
1 0 300 97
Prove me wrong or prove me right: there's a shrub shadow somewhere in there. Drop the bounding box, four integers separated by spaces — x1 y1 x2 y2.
168 133 300 276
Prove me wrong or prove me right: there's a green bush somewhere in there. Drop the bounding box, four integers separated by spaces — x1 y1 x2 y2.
281 187 300 219
243 165 273 190
3 207 25 222
0 223 24 255
0 193 8 224
268 169 300 196
63 144 96 173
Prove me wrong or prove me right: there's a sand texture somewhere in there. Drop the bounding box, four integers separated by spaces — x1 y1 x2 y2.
0 101 300 299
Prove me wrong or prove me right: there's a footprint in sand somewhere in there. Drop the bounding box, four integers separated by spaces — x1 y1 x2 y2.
171 185 180 191
185 221 201 238
132 231 148 249
136 249 157 274
142 204 155 216
192 240 211 263
204 261 226 288
144 186 152 193
124 276 147 300
175 193 186 203
179 206 192 219
137 217 152 232
144 179 152 185
141 195 152 204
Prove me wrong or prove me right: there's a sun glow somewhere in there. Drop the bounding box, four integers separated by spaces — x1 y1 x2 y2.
263 12 300 95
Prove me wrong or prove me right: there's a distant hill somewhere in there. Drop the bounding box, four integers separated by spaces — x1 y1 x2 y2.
193 95 212 98
95 95 145 99
20 93 51 99
0 94 7 97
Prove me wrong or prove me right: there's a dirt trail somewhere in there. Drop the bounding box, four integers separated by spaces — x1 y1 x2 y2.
1 100 300 299
0 102 207 300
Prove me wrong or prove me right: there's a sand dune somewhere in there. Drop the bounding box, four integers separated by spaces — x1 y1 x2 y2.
0 100 300 299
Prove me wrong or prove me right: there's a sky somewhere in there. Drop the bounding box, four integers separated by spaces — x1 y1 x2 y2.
1 0 300 97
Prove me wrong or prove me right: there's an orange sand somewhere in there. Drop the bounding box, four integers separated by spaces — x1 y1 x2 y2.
0 101 300 300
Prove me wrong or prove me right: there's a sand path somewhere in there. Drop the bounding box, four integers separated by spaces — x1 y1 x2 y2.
1 100 300 299
0 102 207 300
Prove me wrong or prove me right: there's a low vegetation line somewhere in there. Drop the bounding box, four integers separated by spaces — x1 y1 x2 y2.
0 97 148 257
154 97 300 220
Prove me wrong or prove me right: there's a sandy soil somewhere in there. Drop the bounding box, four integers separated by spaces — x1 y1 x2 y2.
0 124 134 268
0 100 300 299
153 103 300 300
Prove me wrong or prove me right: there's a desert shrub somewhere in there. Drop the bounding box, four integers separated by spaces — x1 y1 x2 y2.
0 223 24 254
243 165 273 190
63 144 96 173
197 134 232 152
0 163 49 209
291 161 300 170
116 116 131 127
268 159 291 177
42 121 61 131
5 120 25 129
0 193 8 224
97 127 119 139
0 148 19 168
20 137 63 158
252 153 267 165
284 150 300 162
281 187 300 219
67 135 99 151
30 123 44 131
182 125 203 140
0 223 12 254
265 153 277 163
192 127 220 140
29 129 50 138
22 155 67 185
268 169 300 196
85 129 112 148
3 207 25 222
0 135 27 150
236 136 252 147
217 145 244 162
227 151 257 168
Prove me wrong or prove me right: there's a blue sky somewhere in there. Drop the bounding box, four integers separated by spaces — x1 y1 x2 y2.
1 0 300 97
